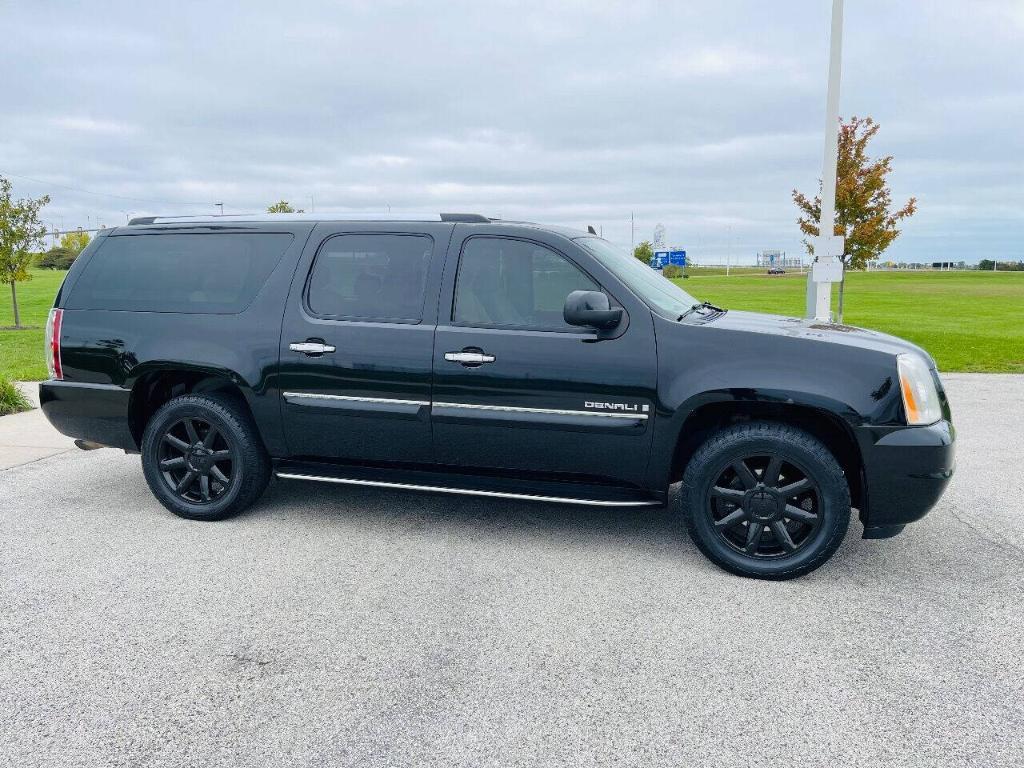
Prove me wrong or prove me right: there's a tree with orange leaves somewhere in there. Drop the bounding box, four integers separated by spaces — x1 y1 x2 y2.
793 116 916 320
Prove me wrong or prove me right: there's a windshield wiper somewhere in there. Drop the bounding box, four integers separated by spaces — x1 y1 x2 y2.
677 301 725 321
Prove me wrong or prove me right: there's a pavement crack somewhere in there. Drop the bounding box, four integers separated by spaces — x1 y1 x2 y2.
222 650 274 667
948 507 1024 559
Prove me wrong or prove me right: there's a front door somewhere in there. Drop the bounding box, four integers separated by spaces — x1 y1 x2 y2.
431 230 657 486
278 223 451 463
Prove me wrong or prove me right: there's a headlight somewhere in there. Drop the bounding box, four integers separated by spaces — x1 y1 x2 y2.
897 354 941 425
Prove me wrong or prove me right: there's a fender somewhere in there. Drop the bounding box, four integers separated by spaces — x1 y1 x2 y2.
644 314 904 490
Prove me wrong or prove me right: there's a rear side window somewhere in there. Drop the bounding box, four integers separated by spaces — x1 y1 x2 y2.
453 237 600 331
65 233 293 314
306 233 433 322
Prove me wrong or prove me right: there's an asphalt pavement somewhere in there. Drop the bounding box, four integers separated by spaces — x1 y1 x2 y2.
1 373 1022 767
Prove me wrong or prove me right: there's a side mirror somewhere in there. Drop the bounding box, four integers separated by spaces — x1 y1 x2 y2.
564 290 622 330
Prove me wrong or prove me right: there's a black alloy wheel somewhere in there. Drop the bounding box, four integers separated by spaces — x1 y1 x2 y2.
707 453 822 558
141 393 271 521
158 417 235 504
679 422 851 580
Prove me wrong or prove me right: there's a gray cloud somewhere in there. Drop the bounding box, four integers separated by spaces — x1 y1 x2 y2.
3 0 1021 262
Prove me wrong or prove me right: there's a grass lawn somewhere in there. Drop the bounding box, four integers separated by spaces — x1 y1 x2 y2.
675 270 1024 373
1 269 67 381
1 268 1021 379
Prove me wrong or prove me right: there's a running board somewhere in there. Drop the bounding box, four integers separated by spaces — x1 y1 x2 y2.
273 462 662 508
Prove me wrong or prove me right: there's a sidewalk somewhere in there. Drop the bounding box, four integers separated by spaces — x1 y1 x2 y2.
0 382 76 469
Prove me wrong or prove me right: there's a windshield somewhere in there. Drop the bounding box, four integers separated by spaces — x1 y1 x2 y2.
575 237 701 318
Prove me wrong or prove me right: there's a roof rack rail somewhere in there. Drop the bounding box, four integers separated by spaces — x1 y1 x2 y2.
127 212 492 226
440 213 489 223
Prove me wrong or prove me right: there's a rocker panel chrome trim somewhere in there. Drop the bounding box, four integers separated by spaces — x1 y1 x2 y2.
274 472 661 507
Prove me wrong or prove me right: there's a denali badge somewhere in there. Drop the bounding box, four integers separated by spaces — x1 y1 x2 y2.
585 401 650 413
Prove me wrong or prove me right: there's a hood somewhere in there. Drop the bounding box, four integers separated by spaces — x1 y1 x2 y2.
703 310 936 366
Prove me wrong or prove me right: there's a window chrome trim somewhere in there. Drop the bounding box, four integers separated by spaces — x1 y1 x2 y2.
283 392 430 407
432 401 648 420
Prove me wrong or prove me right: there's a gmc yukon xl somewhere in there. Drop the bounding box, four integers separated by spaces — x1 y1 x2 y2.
40 213 955 579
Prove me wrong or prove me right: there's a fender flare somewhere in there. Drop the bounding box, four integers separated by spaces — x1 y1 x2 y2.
647 386 865 490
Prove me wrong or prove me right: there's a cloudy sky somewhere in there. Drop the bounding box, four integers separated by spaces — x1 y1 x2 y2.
3 0 1022 263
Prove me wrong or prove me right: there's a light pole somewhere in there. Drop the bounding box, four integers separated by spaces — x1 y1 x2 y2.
215 202 224 216
806 0 846 321
727 225 732 276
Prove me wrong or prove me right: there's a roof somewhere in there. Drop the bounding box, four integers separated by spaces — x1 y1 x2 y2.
122 212 593 239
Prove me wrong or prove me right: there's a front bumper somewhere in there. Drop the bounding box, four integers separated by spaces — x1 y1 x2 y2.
856 419 955 536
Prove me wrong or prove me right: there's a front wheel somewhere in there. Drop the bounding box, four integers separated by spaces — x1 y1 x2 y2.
141 393 271 521
679 422 851 580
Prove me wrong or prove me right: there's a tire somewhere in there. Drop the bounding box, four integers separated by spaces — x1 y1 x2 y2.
141 392 271 521
679 421 851 580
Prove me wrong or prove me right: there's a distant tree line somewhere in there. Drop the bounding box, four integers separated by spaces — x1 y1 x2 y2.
977 260 1024 272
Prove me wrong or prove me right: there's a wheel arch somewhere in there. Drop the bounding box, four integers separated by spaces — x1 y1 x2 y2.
127 366 260 450
665 396 865 513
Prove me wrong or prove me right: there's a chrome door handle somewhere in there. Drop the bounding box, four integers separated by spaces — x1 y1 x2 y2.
290 341 336 355
444 351 495 365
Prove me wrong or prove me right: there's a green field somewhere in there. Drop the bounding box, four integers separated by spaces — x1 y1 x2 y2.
1 268 1022 380
675 270 1024 373
685 265 772 277
0 269 67 380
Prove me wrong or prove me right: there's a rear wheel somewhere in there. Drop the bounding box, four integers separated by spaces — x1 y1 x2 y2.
679 422 851 580
141 393 271 521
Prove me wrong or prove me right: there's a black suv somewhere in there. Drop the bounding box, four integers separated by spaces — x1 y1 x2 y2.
40 214 955 579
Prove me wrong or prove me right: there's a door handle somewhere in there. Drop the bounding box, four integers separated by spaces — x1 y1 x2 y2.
290 341 336 355
444 351 496 366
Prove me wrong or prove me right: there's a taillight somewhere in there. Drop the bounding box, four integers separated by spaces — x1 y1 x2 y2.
45 308 63 380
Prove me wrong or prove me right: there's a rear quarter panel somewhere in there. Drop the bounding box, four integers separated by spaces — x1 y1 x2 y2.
53 224 314 454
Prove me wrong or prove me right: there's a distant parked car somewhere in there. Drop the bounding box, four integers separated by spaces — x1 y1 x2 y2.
767 267 786 275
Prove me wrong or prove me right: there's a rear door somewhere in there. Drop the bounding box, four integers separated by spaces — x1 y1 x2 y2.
278 222 452 463
430 226 658 486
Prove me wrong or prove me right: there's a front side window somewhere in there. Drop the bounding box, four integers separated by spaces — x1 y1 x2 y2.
453 237 600 331
306 233 433 321
65 233 294 314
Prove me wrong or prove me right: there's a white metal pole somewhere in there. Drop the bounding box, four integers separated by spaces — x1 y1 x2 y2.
806 0 845 321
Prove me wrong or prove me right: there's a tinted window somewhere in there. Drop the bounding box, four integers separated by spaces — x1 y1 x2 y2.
307 234 432 321
454 237 600 331
66 233 293 314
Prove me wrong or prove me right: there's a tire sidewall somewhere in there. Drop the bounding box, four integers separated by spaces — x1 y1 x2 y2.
142 398 248 521
682 428 850 579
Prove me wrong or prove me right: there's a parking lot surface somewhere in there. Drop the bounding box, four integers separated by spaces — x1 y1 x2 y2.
2 374 1022 767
